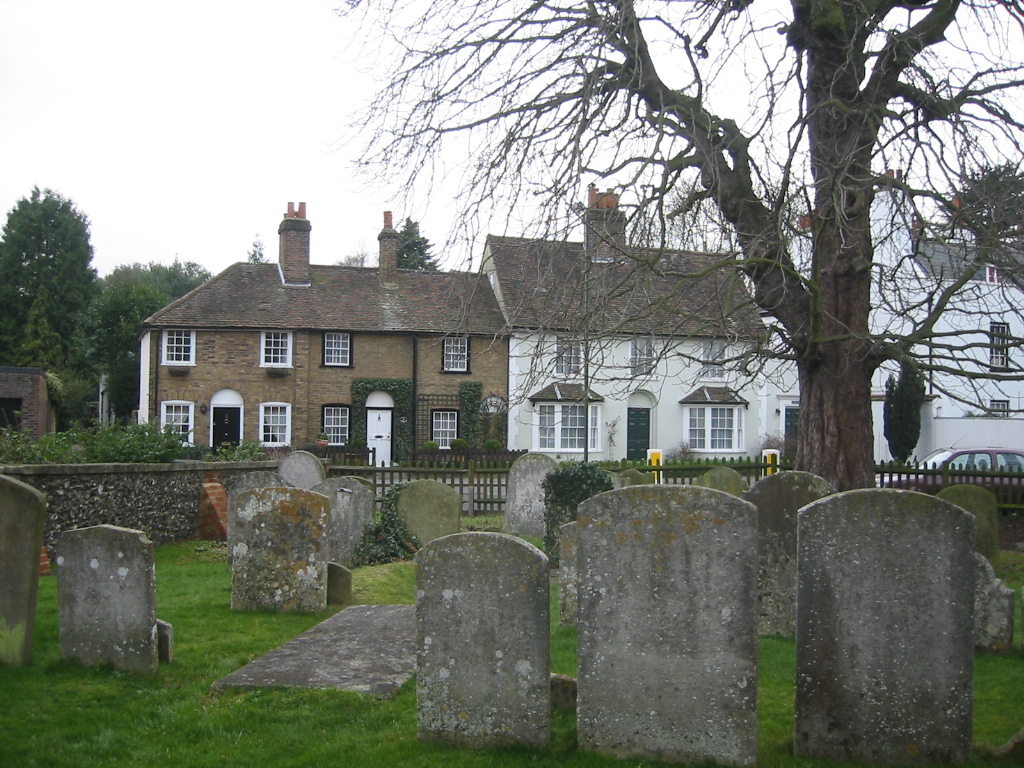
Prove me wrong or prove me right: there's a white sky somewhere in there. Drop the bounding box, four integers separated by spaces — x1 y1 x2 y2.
0 0 442 277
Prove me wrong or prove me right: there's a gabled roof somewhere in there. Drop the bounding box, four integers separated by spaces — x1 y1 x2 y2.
144 263 506 335
527 382 605 403
679 385 748 405
915 239 1024 283
484 235 762 339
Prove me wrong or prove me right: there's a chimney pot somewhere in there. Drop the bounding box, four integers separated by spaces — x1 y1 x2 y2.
384 211 393 230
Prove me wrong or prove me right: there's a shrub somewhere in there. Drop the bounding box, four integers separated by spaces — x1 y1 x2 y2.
541 462 613 564
351 483 420 565
422 440 439 452
482 438 503 452
0 423 188 464
210 441 268 462
449 437 469 452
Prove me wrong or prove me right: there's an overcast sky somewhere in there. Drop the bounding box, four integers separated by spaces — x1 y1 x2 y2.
0 0 444 277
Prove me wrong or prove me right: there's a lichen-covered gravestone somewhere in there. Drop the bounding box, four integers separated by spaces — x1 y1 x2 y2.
397 480 461 545
0 474 47 666
795 489 975 764
937 484 1001 568
616 467 656 487
416 532 550 747
56 525 159 673
231 487 330 612
576 486 758 767
503 453 558 537
277 450 327 490
973 552 1014 653
312 477 375 567
695 465 748 495
557 521 577 625
743 471 835 636
224 470 280 544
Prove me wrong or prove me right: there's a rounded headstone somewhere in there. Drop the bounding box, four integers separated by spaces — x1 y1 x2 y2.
938 484 1000 567
277 450 327 490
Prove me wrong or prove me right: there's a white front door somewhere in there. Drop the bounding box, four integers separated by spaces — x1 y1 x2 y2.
366 408 393 466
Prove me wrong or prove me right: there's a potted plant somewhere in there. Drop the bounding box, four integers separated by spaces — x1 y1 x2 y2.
315 431 330 449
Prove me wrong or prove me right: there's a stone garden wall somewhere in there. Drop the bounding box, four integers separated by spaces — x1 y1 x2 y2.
0 460 279 552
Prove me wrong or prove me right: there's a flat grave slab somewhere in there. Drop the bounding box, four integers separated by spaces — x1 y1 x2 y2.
212 604 415 698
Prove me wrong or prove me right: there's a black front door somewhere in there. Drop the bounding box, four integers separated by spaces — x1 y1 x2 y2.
212 406 241 447
626 407 651 461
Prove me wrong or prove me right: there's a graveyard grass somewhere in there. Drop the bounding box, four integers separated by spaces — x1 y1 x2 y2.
2 541 1023 767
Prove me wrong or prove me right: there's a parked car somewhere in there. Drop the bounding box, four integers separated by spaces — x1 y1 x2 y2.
880 447 1024 507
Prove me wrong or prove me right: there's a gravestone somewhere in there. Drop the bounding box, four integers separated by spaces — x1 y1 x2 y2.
416 532 550 747
743 471 835 636
56 525 159 673
277 450 327 490
616 467 655 486
224 470 280 544
397 480 461 545
557 521 577 625
504 453 558 537
231 487 331 612
312 477 375 567
327 563 353 606
0 474 48 666
576 486 758 766
938 484 1000 567
795 489 974 764
695 465 747 495
973 553 1014 653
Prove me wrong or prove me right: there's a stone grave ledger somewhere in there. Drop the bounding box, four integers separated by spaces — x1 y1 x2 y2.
0 474 48 666
795 489 975 765
576 486 758 767
231 487 331 612
504 452 558 537
56 525 159 673
416 532 550 748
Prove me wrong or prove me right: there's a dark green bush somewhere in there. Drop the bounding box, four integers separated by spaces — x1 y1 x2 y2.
210 441 268 462
542 462 613 563
351 483 420 565
422 440 440 452
482 438 503 452
0 423 188 464
449 437 470 452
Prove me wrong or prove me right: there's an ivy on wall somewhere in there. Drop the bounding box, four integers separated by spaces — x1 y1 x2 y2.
458 381 483 449
351 378 414 462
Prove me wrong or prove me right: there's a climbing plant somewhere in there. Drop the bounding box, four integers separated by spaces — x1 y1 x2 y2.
458 381 482 449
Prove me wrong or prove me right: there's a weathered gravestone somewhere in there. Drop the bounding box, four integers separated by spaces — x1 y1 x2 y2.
327 563 353 606
56 525 159 673
277 450 327 490
224 470 280 545
231 487 330 612
557 521 577 625
416 532 550 747
576 486 758 767
795 489 975 765
312 477 375 567
616 467 656 487
504 453 558 537
398 480 461 545
743 471 835 636
973 552 1014 653
0 474 47 666
938 484 1001 568
695 465 748 495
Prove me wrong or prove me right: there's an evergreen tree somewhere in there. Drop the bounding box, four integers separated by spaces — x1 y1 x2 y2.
17 286 64 371
247 237 268 264
395 218 437 270
0 187 97 366
883 364 927 464
104 258 211 301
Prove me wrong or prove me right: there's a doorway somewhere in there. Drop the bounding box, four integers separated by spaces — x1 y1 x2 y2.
626 407 651 461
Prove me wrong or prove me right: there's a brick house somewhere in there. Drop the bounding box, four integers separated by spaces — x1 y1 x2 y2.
139 204 508 464
0 366 55 439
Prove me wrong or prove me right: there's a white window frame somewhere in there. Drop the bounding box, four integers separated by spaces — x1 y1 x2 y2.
987 265 1002 284
160 401 194 444
700 339 726 380
162 330 195 366
990 322 1010 370
442 336 469 372
323 332 351 367
554 338 583 376
686 405 744 452
261 331 293 368
630 337 655 377
534 403 601 452
259 402 291 446
990 400 1010 418
322 405 350 444
432 410 459 448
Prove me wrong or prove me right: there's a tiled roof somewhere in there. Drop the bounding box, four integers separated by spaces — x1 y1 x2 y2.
484 235 762 338
144 263 507 335
915 239 1024 282
527 382 605 403
678 385 748 405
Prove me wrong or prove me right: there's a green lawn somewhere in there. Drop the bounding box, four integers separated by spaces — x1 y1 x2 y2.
1 541 1022 768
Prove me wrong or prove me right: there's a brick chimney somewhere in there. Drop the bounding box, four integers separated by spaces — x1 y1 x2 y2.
378 211 399 288
584 184 626 262
278 202 311 285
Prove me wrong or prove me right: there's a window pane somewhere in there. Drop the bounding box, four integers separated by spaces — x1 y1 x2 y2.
161 403 192 442
538 405 555 449
631 337 654 376
261 405 289 444
164 330 193 364
443 337 468 371
701 340 725 379
561 405 585 449
263 332 291 366
709 407 734 450
555 339 582 375
990 323 1010 369
689 408 706 449
432 410 459 448
324 333 350 366
323 406 349 444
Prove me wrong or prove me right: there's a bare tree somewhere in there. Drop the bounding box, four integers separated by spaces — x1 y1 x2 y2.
344 0 1024 490
338 239 375 268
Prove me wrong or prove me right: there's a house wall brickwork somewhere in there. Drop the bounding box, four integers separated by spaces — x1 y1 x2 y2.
0 367 54 440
